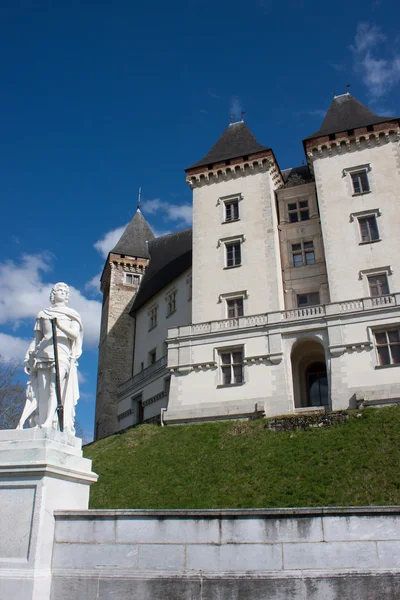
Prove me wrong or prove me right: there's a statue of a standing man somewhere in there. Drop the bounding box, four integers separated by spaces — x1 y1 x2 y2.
17 282 83 436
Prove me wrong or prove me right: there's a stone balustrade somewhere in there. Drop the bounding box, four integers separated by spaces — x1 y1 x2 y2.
168 293 400 340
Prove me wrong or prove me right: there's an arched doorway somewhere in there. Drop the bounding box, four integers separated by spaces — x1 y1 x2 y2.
305 362 328 407
291 340 329 409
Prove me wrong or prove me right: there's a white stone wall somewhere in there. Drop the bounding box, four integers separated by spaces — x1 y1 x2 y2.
165 299 400 421
50 507 400 600
191 168 284 324
312 136 400 302
133 268 192 375
277 182 330 308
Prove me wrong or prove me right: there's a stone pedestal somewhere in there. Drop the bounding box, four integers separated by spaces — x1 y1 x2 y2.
0 429 97 600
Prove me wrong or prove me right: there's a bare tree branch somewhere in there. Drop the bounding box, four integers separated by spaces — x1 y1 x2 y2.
0 357 25 430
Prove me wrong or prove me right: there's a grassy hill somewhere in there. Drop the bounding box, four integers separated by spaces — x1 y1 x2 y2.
84 406 400 509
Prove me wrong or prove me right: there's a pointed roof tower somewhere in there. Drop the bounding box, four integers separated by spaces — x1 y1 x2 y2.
111 209 155 259
305 93 398 141
187 121 270 170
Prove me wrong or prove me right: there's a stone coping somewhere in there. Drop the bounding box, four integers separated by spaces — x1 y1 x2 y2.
54 506 400 518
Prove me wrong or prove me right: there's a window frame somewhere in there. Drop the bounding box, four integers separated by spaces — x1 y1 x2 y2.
350 209 381 245
219 193 242 224
125 272 140 286
226 297 244 318
166 289 177 317
374 328 400 368
343 163 371 196
291 240 315 268
287 199 310 223
218 347 244 387
148 348 157 366
148 304 158 330
225 241 242 268
367 273 390 297
296 292 320 308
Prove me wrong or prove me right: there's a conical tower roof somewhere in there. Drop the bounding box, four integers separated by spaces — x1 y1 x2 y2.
305 93 398 140
111 209 155 259
187 121 270 170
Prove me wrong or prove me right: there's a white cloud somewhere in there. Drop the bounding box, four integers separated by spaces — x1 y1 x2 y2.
93 223 128 259
351 22 400 99
143 198 192 227
230 96 243 121
0 254 101 348
85 272 102 296
0 333 29 362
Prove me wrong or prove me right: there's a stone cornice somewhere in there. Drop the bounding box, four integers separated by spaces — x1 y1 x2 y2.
185 150 282 189
305 121 400 164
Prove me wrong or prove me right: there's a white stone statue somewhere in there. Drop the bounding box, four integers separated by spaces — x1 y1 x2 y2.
16 282 83 435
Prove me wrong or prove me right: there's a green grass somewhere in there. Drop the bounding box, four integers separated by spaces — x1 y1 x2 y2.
84 406 400 509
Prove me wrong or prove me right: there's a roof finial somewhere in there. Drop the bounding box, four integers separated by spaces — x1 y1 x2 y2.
137 187 141 211
346 83 351 93
241 111 246 122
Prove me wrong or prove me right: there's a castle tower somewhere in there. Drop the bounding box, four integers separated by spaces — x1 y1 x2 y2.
94 208 155 440
304 93 400 303
185 120 285 325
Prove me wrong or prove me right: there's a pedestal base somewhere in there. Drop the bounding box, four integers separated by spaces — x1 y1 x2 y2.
0 429 97 600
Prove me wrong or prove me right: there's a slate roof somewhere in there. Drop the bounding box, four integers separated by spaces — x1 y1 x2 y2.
131 228 192 313
111 209 155 258
187 121 270 170
281 165 314 187
305 93 398 141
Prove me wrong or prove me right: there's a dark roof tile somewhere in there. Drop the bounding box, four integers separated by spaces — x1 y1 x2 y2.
131 228 192 312
187 121 269 170
305 93 398 141
112 210 155 258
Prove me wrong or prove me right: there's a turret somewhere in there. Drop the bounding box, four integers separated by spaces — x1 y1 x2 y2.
94 208 155 439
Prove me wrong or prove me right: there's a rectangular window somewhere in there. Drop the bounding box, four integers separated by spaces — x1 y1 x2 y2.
187 275 192 301
226 298 244 318
297 292 320 307
225 200 239 222
226 242 241 267
351 171 370 194
148 349 156 365
149 305 158 329
125 273 140 286
166 290 177 316
368 274 389 297
358 216 379 242
288 200 309 223
291 240 315 267
375 329 400 366
220 349 243 386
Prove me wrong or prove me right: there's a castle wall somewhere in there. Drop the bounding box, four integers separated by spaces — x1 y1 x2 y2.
312 134 400 302
51 507 400 600
95 256 147 439
191 166 284 325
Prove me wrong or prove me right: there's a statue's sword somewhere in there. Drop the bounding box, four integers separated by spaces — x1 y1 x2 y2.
51 318 64 432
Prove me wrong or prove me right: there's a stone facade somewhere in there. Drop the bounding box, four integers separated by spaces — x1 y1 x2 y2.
95 253 148 439
95 95 400 435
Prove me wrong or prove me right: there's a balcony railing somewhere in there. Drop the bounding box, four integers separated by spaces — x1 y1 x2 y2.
118 355 167 395
168 293 400 340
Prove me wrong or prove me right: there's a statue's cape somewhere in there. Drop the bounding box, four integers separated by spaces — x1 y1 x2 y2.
40 306 83 360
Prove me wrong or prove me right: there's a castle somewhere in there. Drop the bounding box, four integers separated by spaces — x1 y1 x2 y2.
94 93 400 440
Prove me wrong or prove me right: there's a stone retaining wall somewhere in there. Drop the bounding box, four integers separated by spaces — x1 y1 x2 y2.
51 506 400 599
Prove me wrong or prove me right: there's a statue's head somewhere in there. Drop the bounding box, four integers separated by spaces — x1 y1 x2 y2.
50 282 70 305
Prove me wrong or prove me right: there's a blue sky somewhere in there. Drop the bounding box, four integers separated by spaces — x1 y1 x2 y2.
0 0 399 441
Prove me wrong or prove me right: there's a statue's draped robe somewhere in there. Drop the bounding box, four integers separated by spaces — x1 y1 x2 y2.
22 305 83 433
